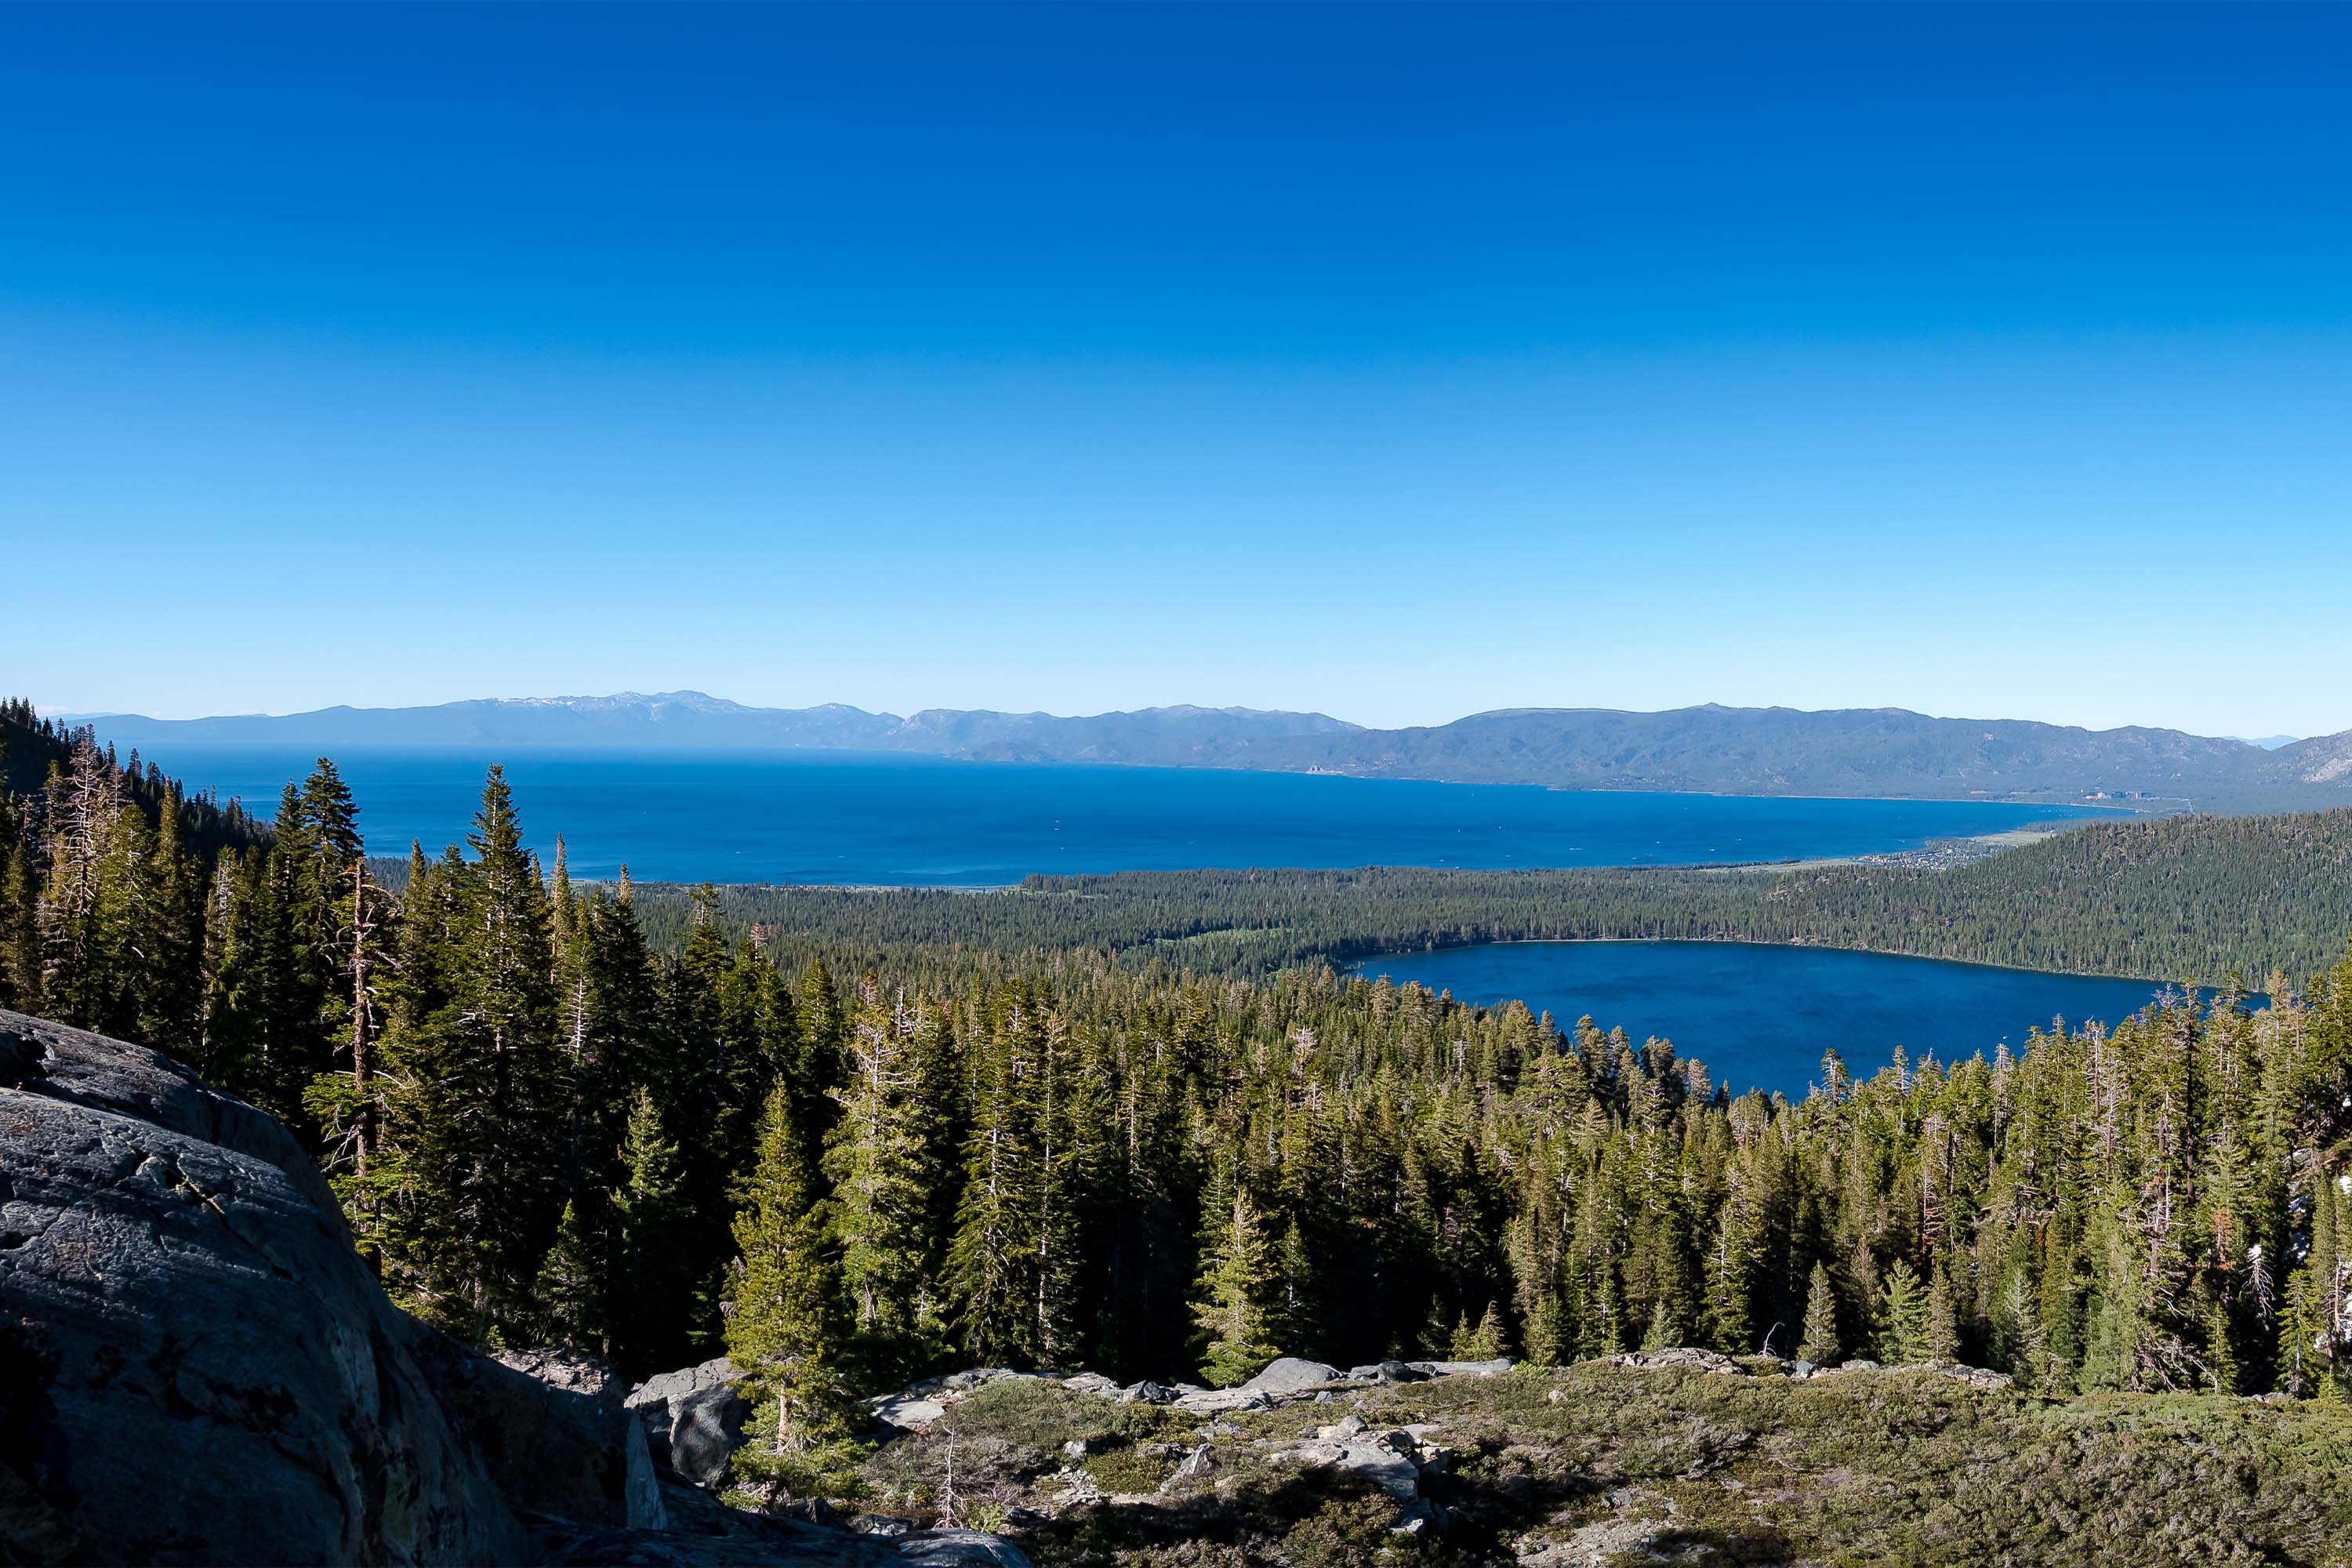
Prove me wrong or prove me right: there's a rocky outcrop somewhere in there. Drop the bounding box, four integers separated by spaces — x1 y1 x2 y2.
1 1007 530 1564
629 1355 743 1467
1266 1417 1457 1533
1405 1357 1514 1378
1800 1357 2014 1389
412 1333 665 1529
624 1356 758 1489
851 1367 1047 1432
1240 1356 1341 1394
668 1384 753 1488
1171 1384 1274 1414
4 1007 972 1566
892 1531 1034 1566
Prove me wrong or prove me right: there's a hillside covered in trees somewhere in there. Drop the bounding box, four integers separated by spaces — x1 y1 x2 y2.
12 729 2352 1526
74 691 2352 809
626 807 2352 989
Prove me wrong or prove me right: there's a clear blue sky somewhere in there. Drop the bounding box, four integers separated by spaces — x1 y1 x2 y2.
5 3 2348 735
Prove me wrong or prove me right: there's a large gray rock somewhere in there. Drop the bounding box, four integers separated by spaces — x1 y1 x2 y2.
895 1530 1036 1565
0 1008 528 1563
1240 1356 1341 1395
1406 1357 1514 1378
415 1333 666 1528
1272 1430 1423 1507
629 1356 755 1486
872 1394 949 1430
632 1356 742 1415
670 1381 753 1488
499 1342 633 1403
0 1007 691 1561
1172 1385 1273 1414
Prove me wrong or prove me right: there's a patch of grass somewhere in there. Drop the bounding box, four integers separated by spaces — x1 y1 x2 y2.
1080 1447 1169 1496
857 1365 2352 1567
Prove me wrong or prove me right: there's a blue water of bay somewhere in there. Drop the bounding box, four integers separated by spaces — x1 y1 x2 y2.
1356 940 2205 1099
147 747 2107 886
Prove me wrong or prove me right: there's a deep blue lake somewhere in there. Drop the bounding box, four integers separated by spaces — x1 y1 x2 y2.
148 747 2107 887
1356 941 2194 1099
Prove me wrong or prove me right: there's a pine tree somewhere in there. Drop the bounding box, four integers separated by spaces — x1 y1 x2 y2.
136 785 205 1055
201 847 296 1112
39 743 149 1039
1029 1009 1091 1370
549 835 579 967
1192 1189 1283 1387
564 890 659 1193
290 758 366 1088
2301 1163 2347 1398
727 1084 858 1506
403 769 563 1342
794 956 846 1160
361 840 443 1310
1 840 40 1014
824 992 946 1386
535 1200 606 1352
1879 1258 1931 1363
1703 1189 1762 1355
1798 1260 1842 1365
299 851 397 1261
946 992 1045 1367
609 1087 694 1376
1524 1290 1570 1368
1926 1262 1962 1363
1640 1294 1684 1351
1277 1219 1319 1359
1454 1301 1507 1359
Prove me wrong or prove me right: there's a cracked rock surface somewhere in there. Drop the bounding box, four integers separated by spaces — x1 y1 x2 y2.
0 1010 665 1563
2 1008 535 1563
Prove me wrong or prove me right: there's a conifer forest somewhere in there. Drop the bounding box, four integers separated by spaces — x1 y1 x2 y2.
10 702 2352 1497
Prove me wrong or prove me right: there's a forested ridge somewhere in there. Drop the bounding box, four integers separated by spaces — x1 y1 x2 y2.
626 808 2352 989
1 700 269 862
80 691 2352 809
10 727 2352 1510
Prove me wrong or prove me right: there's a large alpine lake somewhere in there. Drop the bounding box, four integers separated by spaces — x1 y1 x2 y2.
150 747 2105 885
1356 941 2187 1099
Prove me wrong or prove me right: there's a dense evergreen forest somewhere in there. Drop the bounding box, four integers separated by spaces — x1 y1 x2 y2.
9 718 2352 1502
631 808 2352 989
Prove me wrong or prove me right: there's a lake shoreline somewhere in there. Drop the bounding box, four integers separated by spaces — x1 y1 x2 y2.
1341 933 2190 989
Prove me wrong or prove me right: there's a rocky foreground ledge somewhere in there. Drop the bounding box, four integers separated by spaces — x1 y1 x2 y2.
0 1010 1021 1567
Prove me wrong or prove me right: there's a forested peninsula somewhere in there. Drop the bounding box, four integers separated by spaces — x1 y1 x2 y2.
616 808 2352 989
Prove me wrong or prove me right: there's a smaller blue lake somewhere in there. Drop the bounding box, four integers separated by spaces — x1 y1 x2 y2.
1356 941 2196 1099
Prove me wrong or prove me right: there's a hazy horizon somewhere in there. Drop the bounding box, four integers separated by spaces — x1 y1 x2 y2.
31 687 2339 744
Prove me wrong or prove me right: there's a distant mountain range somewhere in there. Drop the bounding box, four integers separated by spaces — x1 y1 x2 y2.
62 692 2352 811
